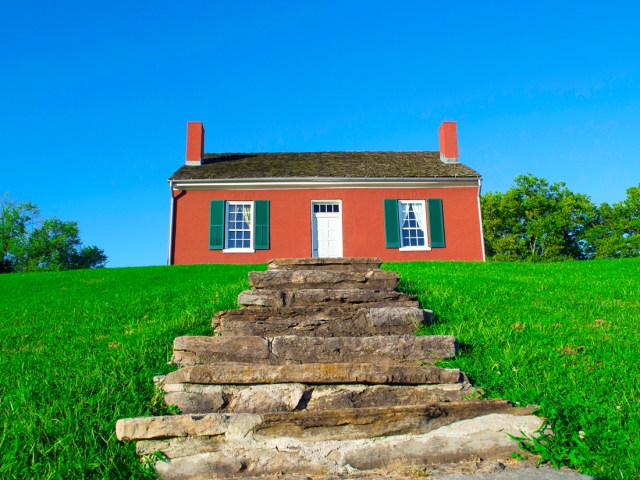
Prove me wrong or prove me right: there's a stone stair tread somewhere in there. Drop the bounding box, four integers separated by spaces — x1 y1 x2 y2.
238 288 420 308
139 412 543 479
248 269 398 291
212 305 429 337
171 334 457 367
268 257 382 272
116 400 534 443
163 362 464 386
161 382 475 414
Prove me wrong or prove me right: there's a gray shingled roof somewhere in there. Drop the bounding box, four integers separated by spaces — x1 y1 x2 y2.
169 151 480 181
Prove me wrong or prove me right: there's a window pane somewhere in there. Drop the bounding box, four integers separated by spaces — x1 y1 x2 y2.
226 203 252 249
400 201 426 248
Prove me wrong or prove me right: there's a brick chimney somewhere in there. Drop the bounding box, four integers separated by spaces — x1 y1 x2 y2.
185 122 204 166
438 121 459 164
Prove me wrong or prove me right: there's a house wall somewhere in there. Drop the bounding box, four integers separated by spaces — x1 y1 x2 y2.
171 186 484 264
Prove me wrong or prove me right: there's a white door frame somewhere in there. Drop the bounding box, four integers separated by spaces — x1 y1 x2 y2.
311 200 343 258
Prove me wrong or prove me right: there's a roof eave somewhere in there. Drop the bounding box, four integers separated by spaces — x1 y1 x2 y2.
169 176 482 190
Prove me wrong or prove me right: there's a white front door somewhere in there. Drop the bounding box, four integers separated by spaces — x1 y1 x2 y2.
312 201 343 258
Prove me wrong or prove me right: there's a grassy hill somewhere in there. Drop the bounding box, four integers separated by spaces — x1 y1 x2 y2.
1 259 638 479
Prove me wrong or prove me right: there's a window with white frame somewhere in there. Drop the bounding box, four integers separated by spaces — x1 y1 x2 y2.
225 202 253 251
399 200 427 250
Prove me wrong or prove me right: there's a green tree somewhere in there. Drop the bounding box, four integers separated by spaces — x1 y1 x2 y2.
482 174 597 261
587 184 640 258
0 194 107 272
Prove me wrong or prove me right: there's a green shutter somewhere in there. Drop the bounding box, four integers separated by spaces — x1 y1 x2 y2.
427 199 446 248
254 200 270 250
209 200 225 250
384 199 400 248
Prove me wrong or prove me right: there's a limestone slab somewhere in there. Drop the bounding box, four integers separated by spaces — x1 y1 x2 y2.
270 334 456 364
268 257 382 272
137 413 543 479
162 383 307 414
237 288 420 308
172 334 457 367
303 383 474 411
118 401 531 443
164 362 463 386
213 306 426 337
171 336 271 367
248 269 398 291
161 382 474 414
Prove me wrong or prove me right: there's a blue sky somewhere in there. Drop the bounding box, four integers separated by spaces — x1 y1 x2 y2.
2 1 639 267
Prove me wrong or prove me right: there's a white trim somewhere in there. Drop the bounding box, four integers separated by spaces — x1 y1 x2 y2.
398 199 429 250
168 181 175 265
224 201 254 251
170 178 480 191
477 178 486 262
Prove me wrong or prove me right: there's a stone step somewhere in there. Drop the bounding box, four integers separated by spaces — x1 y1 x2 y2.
212 306 430 337
267 257 382 272
117 400 532 443
160 382 474 414
248 269 398 291
135 413 542 479
237 288 420 308
163 362 464 386
171 334 457 367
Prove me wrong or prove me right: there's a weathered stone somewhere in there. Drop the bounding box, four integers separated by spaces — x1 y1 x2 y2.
248 269 399 291
142 413 543 479
164 362 463 386
161 382 474 414
212 306 426 337
136 436 224 457
116 412 261 441
237 289 284 307
268 257 382 272
340 413 543 470
153 448 322 479
285 288 420 307
172 334 456 367
365 306 429 329
118 401 532 443
255 401 532 442
237 288 420 308
163 383 307 414
270 335 457 364
303 383 474 411
171 336 270 367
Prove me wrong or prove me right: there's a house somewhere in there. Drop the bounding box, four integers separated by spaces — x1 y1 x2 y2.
168 121 485 264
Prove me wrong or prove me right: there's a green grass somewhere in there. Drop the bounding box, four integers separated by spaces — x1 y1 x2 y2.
0 264 262 479
1 259 639 479
384 258 640 480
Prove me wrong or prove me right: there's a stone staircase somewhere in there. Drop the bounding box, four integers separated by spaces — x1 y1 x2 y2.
116 258 541 479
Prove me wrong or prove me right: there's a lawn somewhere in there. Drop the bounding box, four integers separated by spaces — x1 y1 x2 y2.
1 259 638 479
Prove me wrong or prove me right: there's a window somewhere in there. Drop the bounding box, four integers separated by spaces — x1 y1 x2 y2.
313 203 340 213
384 198 445 250
209 200 270 251
225 202 253 251
399 200 426 250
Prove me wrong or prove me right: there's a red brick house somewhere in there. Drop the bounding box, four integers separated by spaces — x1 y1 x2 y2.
168 121 485 264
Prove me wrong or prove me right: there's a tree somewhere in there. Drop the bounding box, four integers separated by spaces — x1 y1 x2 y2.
481 174 597 261
587 184 640 258
0 194 107 273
